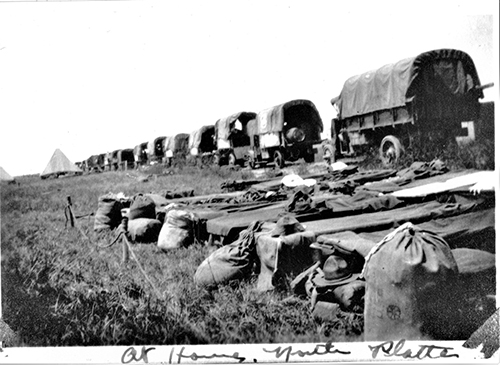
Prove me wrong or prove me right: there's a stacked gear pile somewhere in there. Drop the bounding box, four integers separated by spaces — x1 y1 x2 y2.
126 195 162 243
290 235 367 320
93 191 201 248
194 216 316 290
284 222 496 340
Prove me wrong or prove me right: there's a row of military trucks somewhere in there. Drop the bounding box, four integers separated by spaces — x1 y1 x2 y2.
77 48 494 172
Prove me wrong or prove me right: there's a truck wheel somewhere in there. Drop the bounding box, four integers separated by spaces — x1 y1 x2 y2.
304 152 315 163
248 156 257 169
274 151 285 169
380 135 403 166
323 144 335 164
228 153 237 166
213 154 221 166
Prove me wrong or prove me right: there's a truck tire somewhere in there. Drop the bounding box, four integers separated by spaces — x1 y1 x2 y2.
380 135 403 166
213 154 221 166
274 151 285 169
248 156 257 169
323 144 335 164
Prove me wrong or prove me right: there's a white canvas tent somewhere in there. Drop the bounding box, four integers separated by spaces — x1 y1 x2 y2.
0 166 15 183
40 149 83 179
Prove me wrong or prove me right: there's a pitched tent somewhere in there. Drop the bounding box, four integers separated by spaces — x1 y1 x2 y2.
0 166 15 183
40 149 83 179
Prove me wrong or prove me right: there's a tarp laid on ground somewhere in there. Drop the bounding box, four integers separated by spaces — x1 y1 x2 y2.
0 166 14 182
40 149 83 179
317 207 495 258
301 199 482 236
208 195 483 241
392 171 496 197
333 49 483 119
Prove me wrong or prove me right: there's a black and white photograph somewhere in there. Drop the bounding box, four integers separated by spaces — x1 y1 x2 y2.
0 0 498 363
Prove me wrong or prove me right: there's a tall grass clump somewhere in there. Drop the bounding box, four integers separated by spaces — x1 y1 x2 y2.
359 134 495 171
1 169 363 346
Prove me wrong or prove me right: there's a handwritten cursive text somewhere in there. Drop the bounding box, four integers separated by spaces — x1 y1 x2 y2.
368 339 459 360
171 346 246 363
121 346 156 364
263 341 351 362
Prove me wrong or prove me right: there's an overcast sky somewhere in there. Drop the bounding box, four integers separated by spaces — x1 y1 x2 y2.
0 0 498 177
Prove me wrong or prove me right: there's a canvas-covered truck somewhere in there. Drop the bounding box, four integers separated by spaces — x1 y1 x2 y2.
147 136 167 164
188 125 216 165
104 150 121 171
163 133 190 166
247 99 323 168
214 112 256 166
117 148 135 170
133 142 149 169
326 48 492 165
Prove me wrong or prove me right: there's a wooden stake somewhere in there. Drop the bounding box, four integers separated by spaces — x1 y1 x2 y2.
121 218 130 264
66 196 75 228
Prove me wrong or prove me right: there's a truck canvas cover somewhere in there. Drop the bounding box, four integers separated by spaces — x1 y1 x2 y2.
333 49 483 120
165 134 189 152
189 125 215 151
215 112 257 141
255 99 323 135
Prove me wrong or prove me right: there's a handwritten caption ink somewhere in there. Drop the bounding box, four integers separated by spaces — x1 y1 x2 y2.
120 340 459 363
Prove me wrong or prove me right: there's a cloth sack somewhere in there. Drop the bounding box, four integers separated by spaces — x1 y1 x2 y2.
313 232 376 259
127 218 162 243
194 221 263 288
157 210 196 251
94 193 124 231
285 189 315 214
128 195 156 220
332 280 366 313
309 280 366 316
267 215 305 237
255 230 316 292
362 222 458 341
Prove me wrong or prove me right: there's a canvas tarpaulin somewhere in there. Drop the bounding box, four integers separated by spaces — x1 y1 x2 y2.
317 207 495 258
276 199 480 237
215 112 257 141
333 49 482 119
164 134 189 152
255 99 323 135
188 125 215 151
206 194 480 240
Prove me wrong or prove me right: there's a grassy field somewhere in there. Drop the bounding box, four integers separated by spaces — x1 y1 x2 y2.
1 136 494 347
1 165 364 347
